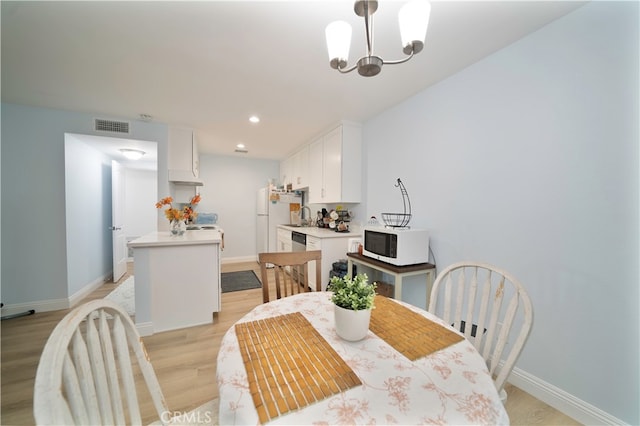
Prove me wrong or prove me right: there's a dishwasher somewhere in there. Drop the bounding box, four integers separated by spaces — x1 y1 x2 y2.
291 231 307 284
291 231 306 252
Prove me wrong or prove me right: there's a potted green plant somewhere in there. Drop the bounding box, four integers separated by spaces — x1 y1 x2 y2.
328 273 377 341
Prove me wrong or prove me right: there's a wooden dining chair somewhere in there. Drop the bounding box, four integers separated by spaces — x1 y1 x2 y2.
258 250 322 303
428 261 533 402
33 299 215 425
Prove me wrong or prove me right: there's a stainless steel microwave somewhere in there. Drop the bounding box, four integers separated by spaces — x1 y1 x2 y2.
362 227 429 266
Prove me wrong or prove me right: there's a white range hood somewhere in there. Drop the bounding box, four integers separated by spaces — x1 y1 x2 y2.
168 169 204 186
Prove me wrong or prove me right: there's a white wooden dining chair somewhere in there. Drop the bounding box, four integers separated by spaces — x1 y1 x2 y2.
33 299 215 425
428 261 533 402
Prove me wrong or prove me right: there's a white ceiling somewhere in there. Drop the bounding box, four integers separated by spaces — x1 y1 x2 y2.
74 134 159 172
1 0 585 160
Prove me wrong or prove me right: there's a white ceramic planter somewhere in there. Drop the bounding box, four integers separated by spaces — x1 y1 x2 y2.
334 304 372 341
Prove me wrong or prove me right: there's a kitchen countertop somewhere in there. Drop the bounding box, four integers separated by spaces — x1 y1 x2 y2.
128 230 223 248
278 224 359 239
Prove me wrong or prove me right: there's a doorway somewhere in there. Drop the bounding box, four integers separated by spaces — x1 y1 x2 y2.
64 133 157 299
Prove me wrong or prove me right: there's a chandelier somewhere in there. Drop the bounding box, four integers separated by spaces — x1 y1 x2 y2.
325 0 431 77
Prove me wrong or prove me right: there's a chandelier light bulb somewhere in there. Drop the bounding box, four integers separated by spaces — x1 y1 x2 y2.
326 20 352 69
399 0 431 54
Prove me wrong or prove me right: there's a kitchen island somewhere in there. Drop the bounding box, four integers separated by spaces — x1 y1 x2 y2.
128 230 222 336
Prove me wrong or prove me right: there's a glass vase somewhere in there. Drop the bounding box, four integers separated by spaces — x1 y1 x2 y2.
170 219 186 236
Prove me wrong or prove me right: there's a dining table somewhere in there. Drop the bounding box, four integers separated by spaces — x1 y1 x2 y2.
216 292 509 425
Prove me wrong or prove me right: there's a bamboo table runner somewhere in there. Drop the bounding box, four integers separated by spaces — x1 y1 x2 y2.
235 312 361 424
370 296 464 361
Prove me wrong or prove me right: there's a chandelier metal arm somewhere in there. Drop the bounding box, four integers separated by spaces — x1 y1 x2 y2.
337 63 359 74
338 49 413 75
381 50 415 66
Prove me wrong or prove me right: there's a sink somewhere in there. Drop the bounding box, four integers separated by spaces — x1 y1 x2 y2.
282 223 302 227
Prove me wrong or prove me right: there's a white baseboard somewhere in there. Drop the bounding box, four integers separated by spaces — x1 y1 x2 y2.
221 255 258 264
509 367 625 425
1 298 68 316
2 273 112 316
68 273 111 308
136 322 154 337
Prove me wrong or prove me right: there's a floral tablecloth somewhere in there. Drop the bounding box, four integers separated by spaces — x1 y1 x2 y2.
217 292 509 425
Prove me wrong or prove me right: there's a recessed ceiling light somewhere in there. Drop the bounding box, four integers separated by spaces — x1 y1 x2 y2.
235 143 248 153
120 148 145 160
249 115 260 124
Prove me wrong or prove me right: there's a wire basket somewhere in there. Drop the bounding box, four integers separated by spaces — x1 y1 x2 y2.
381 213 412 228
381 178 412 228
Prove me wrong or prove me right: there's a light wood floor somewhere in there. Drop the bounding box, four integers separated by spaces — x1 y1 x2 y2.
1 261 579 425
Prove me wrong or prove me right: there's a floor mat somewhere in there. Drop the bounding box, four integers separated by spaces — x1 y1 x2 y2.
104 276 135 316
221 270 261 293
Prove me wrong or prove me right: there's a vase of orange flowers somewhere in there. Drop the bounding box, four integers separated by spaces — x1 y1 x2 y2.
155 194 201 236
169 219 186 236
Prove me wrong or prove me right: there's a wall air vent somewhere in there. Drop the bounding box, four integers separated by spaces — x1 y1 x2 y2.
94 118 130 134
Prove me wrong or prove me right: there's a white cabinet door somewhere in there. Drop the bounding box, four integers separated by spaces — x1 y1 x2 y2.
306 236 321 250
280 156 293 188
321 126 342 203
306 236 321 290
169 126 198 177
308 123 361 204
292 145 309 189
306 235 351 291
277 228 292 252
308 138 324 203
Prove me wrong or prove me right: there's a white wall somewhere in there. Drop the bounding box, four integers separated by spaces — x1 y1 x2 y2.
125 168 158 239
1 103 169 311
64 135 114 297
198 154 279 262
362 2 638 424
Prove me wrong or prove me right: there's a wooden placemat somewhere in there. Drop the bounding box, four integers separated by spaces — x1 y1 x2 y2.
370 296 464 361
235 312 361 424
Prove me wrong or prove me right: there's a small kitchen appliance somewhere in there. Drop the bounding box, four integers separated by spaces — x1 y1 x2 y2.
364 178 428 265
362 226 429 266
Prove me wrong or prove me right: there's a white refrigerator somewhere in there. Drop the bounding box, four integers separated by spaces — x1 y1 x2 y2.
256 188 301 255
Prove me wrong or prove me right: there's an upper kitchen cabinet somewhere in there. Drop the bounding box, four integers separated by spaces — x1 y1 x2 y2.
280 156 293 189
280 145 309 190
308 122 362 204
168 126 201 184
292 145 309 190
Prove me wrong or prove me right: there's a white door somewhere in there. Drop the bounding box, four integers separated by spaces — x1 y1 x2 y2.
111 160 127 282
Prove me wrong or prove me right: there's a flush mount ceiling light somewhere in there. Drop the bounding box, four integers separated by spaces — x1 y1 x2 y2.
120 148 145 160
326 0 431 77
249 116 260 124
